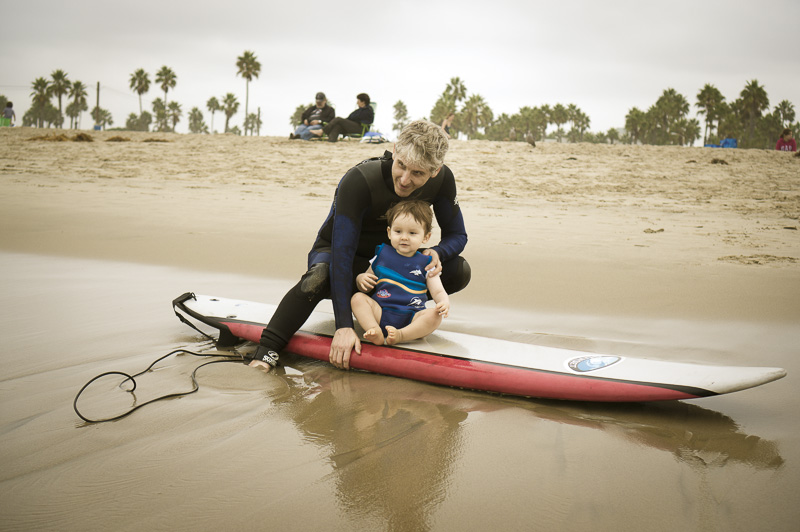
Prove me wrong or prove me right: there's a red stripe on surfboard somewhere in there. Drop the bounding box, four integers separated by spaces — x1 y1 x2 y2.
223 321 700 402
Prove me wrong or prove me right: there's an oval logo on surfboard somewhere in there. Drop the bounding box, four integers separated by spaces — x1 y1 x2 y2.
567 355 622 373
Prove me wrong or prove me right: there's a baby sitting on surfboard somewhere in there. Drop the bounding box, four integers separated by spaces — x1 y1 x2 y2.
352 200 450 345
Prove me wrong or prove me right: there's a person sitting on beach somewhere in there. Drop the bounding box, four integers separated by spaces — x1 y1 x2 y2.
440 112 455 139
776 129 797 152
3 102 16 126
247 120 470 371
291 92 335 140
311 93 374 142
351 200 450 346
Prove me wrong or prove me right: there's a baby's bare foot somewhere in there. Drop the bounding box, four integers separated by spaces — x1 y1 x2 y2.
385 326 404 346
363 328 385 345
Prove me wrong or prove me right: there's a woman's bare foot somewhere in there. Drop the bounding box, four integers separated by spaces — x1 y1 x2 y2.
385 326 404 346
363 328 385 345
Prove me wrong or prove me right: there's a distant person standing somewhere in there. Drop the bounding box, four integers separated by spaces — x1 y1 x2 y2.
291 92 335 140
775 129 796 152
311 93 373 142
2 102 15 126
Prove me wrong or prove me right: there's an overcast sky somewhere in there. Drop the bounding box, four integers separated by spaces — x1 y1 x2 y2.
2 0 798 139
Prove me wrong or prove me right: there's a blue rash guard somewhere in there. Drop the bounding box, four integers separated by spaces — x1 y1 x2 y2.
309 151 467 330
370 244 432 333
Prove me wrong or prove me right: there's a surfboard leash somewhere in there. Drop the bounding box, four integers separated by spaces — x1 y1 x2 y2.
73 349 244 424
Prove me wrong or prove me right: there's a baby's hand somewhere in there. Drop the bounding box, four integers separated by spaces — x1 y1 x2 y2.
357 273 378 292
436 300 449 318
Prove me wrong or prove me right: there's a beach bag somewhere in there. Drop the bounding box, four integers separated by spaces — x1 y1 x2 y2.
360 131 389 144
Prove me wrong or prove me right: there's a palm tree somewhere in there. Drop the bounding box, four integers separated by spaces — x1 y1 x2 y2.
167 101 182 131
430 92 457 128
774 100 796 128
188 107 208 134
740 79 769 147
50 70 70 128
236 51 261 135
155 66 177 107
244 112 262 136
129 68 150 116
674 118 701 146
152 98 168 131
67 80 88 129
91 107 113 129
645 89 690 145
625 107 646 144
515 106 536 140
551 104 568 142
206 96 220 133
661 88 689 139
460 94 493 139
126 110 152 132
222 93 239 133
695 84 725 145
573 110 590 141
30 77 51 128
531 107 548 141
539 104 552 139
393 100 410 132
445 77 467 103
566 103 578 132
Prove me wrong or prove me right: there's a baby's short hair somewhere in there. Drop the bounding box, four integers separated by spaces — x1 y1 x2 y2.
386 200 433 234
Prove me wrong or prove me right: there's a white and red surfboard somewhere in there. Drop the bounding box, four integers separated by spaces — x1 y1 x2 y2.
173 293 786 402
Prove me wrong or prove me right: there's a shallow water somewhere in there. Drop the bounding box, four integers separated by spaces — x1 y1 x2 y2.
0 252 797 531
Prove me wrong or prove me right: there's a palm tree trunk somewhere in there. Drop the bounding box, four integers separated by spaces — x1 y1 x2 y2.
245 81 250 136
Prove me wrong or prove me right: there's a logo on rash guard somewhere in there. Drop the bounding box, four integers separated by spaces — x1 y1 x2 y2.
409 269 424 277
376 289 391 299
408 297 424 307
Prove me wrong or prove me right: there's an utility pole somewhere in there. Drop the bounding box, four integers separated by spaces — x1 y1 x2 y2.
95 82 100 130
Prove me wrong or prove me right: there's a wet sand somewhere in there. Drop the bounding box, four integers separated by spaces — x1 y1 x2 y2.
1 127 799 530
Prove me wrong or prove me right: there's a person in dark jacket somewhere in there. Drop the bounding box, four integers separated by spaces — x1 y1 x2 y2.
291 92 336 140
312 93 374 142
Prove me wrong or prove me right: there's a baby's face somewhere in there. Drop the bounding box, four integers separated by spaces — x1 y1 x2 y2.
387 213 431 257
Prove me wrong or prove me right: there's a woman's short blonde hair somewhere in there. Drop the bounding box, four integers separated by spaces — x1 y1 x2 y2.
395 120 449 175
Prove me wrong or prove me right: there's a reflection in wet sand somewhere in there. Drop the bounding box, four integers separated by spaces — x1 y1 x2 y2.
262 352 783 529
265 358 468 531
515 400 784 470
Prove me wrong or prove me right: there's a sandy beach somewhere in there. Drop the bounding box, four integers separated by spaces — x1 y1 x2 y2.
1 127 798 531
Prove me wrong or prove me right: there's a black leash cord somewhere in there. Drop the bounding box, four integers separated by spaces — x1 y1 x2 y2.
74 349 243 424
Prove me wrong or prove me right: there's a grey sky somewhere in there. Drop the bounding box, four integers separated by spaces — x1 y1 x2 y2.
3 0 798 138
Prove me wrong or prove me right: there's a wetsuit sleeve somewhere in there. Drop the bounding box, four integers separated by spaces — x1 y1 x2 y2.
329 169 372 329
429 169 467 261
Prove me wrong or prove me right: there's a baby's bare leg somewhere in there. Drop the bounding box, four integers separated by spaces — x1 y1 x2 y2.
351 293 385 345
385 308 442 346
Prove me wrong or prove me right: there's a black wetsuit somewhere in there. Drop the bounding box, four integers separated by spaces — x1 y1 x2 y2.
256 151 470 356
